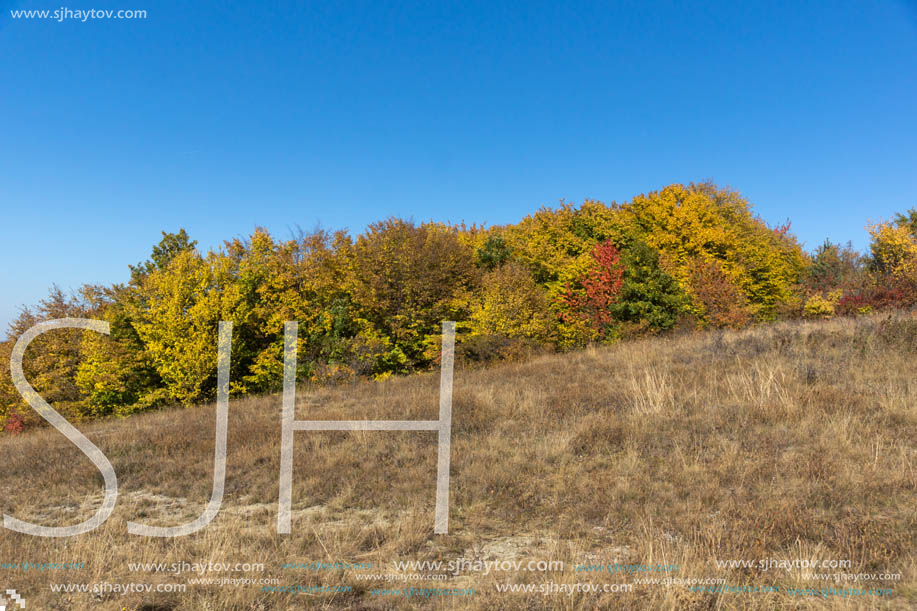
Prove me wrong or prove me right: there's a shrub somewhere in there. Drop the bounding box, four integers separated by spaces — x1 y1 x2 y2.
686 258 752 329
469 262 556 342
4 411 24 435
836 281 915 315
803 291 841 319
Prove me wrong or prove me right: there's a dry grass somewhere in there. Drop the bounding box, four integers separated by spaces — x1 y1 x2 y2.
0 314 915 609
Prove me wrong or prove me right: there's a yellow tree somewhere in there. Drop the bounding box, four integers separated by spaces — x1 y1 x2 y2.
619 182 808 319
868 221 917 278
344 219 479 372
75 230 197 415
229 227 355 389
128 248 252 406
469 262 556 342
76 284 163 415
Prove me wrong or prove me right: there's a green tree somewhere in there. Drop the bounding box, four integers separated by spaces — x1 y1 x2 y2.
129 228 197 283
893 207 917 236
475 235 513 270
610 241 687 332
806 239 864 293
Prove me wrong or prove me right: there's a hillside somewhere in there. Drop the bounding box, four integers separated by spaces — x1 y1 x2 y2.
1 315 914 610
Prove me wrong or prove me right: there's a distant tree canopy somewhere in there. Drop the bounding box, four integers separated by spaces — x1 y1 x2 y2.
2 184 914 430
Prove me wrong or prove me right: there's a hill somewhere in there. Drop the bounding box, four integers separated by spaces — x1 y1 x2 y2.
0 315 914 609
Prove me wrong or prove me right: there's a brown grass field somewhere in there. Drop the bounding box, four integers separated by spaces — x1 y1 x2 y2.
0 314 915 610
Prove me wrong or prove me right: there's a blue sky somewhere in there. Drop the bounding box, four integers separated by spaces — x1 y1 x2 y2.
1 0 915 331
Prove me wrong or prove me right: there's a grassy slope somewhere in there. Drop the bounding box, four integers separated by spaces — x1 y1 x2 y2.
0 315 915 610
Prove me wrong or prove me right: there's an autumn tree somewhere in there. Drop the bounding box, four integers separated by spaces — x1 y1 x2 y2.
76 230 198 414
469 262 556 342
558 240 624 342
75 284 163 415
228 227 357 389
345 219 479 372
0 286 93 428
868 220 917 277
620 182 808 320
126 247 256 406
500 200 631 287
129 228 197 283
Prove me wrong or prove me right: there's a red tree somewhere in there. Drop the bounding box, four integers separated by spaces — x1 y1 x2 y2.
561 240 624 330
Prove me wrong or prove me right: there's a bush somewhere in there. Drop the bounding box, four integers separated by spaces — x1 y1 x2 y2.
803 290 841 319
836 280 915 315
4 411 25 435
469 262 556 342
687 258 751 329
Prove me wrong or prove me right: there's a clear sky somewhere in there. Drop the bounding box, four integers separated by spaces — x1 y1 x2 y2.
1 0 915 331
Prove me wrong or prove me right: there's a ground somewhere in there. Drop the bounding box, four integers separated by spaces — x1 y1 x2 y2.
0 315 914 609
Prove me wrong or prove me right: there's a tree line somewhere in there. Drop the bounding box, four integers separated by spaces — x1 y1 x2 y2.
2 182 914 431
